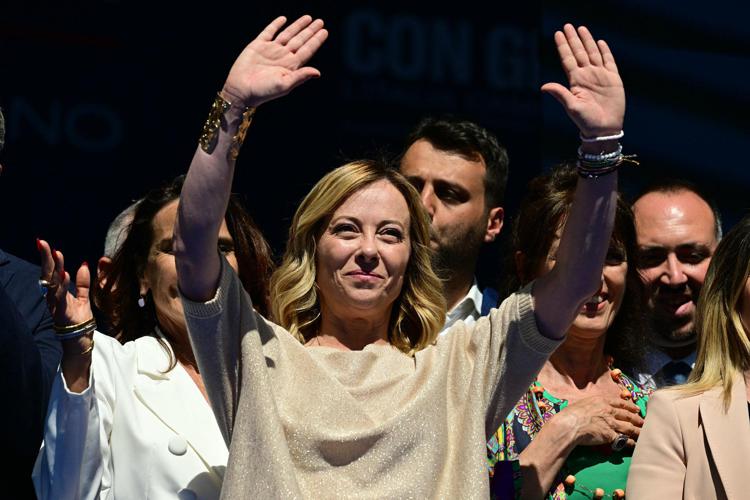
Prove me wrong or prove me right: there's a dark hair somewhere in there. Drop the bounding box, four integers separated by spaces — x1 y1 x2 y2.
402 116 509 208
632 178 723 241
94 175 275 368
508 163 645 373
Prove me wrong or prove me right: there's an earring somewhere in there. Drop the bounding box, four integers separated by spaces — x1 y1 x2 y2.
137 296 146 308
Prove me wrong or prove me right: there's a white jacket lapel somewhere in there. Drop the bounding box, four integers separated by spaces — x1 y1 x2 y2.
132 337 228 472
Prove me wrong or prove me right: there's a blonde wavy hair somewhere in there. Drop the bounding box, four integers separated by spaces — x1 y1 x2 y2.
678 214 750 409
270 160 446 354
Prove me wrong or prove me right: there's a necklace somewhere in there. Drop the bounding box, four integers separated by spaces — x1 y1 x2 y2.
529 360 646 499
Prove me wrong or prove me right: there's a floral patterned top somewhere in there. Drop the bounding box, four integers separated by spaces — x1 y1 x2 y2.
487 369 651 499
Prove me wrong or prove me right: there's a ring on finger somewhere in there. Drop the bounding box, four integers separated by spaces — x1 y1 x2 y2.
38 278 60 293
39 278 59 289
611 433 628 452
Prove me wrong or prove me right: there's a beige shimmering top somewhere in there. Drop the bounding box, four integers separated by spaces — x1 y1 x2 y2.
182 259 560 499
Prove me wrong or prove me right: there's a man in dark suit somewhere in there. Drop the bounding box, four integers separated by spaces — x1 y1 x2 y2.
0 107 62 497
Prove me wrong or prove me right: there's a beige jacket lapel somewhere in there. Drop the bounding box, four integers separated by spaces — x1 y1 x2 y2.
699 374 750 500
131 337 228 473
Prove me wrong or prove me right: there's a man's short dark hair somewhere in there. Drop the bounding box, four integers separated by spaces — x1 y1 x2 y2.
402 116 509 208
632 178 723 241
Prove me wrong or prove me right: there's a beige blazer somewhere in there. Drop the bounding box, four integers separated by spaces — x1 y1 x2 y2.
628 374 750 500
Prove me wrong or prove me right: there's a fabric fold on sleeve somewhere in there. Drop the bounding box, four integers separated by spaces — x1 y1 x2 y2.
33 338 105 500
181 257 235 319
516 282 563 355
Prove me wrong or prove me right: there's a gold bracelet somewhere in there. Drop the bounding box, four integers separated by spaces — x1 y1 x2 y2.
54 317 96 334
80 339 95 356
199 93 231 154
199 92 255 160
229 106 256 161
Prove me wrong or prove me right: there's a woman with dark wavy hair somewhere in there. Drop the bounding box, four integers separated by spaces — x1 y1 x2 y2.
96 175 273 363
33 175 274 499
487 164 649 499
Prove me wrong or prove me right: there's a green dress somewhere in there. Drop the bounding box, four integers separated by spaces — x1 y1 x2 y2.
487 370 650 499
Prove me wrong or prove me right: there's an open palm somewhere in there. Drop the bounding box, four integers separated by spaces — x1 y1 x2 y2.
542 24 625 137
223 15 328 107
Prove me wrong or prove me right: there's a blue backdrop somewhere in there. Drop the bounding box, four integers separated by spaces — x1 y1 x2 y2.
1 1 747 290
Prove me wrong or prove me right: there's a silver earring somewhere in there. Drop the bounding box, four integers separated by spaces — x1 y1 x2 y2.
137 296 146 308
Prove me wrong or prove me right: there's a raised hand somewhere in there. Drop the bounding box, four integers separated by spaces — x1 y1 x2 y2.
222 15 328 108
38 239 93 327
542 24 624 138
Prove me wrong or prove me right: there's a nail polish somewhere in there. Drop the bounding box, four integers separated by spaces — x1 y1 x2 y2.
36 238 42 252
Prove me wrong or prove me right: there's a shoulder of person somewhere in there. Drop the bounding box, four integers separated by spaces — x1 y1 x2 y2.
0 249 38 275
0 248 78 297
0 249 45 298
94 329 148 364
648 386 704 415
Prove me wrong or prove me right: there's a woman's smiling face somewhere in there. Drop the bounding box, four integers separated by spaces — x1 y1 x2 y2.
315 179 411 320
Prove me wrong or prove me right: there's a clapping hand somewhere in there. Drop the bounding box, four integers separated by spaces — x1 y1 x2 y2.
37 239 93 328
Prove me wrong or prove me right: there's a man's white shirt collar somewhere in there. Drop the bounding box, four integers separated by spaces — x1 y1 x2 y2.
439 280 483 335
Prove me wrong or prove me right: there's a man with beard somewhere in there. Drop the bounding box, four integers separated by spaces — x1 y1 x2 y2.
400 117 507 334
632 180 721 388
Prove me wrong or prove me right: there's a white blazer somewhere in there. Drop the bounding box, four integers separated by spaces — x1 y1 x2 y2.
33 331 228 499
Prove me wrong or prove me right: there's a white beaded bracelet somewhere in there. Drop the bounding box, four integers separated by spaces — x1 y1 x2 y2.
579 130 624 143
577 144 623 162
